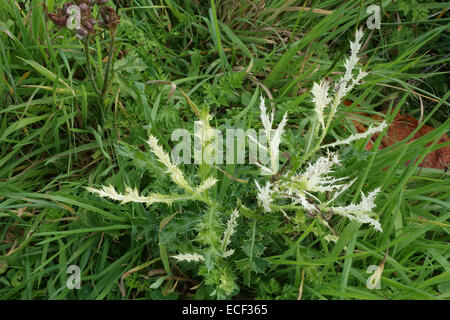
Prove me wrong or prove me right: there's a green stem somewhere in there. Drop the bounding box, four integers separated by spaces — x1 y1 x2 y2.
101 30 116 97
84 37 101 95
292 94 341 173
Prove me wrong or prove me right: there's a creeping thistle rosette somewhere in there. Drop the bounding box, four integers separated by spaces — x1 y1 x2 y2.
86 29 388 299
254 29 386 234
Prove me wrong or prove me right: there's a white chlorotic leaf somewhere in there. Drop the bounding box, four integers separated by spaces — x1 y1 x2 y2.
147 134 193 193
331 187 383 232
257 97 288 175
255 180 274 212
321 121 387 149
259 96 273 140
172 253 205 263
284 152 344 195
270 112 288 173
222 249 235 259
336 28 366 101
221 209 240 253
196 176 218 193
343 28 364 83
311 80 332 129
297 193 316 212
86 185 175 205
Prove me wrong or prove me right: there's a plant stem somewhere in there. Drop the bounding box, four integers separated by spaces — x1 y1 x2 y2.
292 95 341 173
84 37 101 95
101 29 116 97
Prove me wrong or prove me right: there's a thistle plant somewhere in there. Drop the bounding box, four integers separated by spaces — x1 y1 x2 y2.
299 29 386 167
87 104 241 298
254 29 386 234
87 29 389 298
